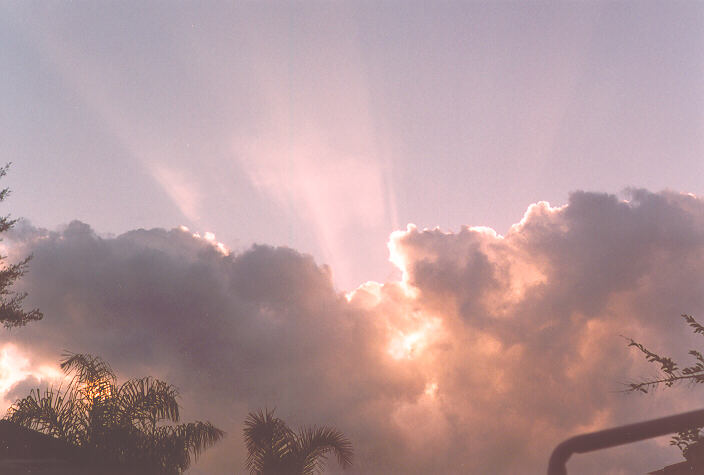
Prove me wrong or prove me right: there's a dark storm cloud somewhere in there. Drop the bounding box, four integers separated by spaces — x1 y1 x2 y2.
0 221 421 473
2 189 704 473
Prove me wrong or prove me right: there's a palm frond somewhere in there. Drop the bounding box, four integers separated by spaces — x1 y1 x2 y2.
60 353 116 398
116 377 180 430
151 421 225 473
177 421 225 460
243 409 353 474
5 353 222 473
5 385 87 446
296 425 353 474
243 408 295 473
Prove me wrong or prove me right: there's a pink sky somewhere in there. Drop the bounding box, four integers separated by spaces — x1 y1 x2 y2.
3 2 703 290
1 2 704 473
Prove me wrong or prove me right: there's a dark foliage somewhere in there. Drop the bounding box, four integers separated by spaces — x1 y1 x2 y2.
243 408 352 474
0 163 42 327
5 353 224 473
626 314 704 462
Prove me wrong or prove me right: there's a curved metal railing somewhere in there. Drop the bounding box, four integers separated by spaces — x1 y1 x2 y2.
547 408 704 475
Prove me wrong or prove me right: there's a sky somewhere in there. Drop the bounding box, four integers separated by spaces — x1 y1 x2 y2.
1 1 704 474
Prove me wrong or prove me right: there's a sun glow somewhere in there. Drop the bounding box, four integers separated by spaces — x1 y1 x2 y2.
37 365 63 381
387 225 420 299
0 344 30 394
78 381 113 402
424 381 439 398
344 281 383 304
388 315 441 360
179 225 230 255
0 344 64 409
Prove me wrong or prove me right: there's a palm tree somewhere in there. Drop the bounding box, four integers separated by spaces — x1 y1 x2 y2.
243 408 352 474
5 353 224 474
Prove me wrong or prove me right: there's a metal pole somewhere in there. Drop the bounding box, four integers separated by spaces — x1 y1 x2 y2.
547 408 704 475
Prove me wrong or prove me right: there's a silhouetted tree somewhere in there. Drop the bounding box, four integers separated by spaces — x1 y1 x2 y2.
0 163 42 327
5 353 223 474
626 314 704 465
243 408 352 474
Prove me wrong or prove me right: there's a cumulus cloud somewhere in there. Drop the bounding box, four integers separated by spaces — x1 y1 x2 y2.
2 189 704 473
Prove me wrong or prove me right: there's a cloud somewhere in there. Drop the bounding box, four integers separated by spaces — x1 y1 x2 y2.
2 189 704 473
